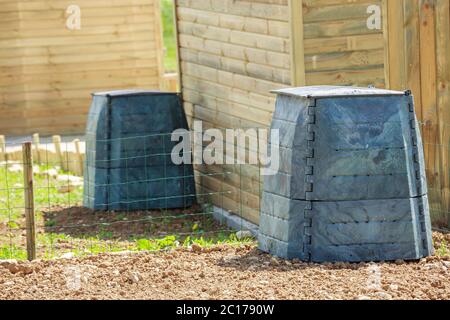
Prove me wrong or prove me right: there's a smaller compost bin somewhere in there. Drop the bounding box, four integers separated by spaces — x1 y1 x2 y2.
83 90 195 211
258 86 434 263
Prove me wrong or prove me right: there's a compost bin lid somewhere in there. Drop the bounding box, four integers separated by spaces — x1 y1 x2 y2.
92 89 177 97
271 86 407 98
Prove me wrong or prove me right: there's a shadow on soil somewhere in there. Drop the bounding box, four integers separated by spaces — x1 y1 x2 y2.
214 247 437 272
41 204 225 241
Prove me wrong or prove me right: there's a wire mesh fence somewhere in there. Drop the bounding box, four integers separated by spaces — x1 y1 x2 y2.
0 122 449 261
419 121 450 230
0 132 259 261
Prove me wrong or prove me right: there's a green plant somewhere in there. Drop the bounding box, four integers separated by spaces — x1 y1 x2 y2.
436 241 450 257
98 228 114 240
183 233 256 248
115 213 127 221
136 236 178 251
161 0 177 72
6 221 20 229
0 244 27 260
44 220 56 227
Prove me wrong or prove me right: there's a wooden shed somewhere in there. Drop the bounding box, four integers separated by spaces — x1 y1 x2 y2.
0 0 165 135
174 0 450 227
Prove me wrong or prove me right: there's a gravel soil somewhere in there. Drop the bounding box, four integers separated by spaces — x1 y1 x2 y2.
0 233 449 300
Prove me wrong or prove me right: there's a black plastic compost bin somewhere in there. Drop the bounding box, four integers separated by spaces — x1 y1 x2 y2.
258 86 434 262
83 90 195 211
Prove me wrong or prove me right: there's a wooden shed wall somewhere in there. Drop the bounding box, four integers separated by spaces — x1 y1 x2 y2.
176 0 450 227
301 0 385 88
0 0 163 135
176 0 291 224
175 0 391 225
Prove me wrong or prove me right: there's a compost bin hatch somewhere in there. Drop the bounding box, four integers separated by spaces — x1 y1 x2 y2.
83 90 195 211
259 86 434 263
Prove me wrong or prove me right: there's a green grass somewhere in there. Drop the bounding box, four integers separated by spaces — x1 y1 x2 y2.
161 0 177 73
0 164 83 225
0 233 255 260
0 244 27 260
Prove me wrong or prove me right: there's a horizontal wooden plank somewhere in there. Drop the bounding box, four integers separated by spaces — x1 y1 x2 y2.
0 0 155 12
303 1 381 23
195 175 261 225
0 29 157 48
304 34 384 54
0 80 159 104
0 23 156 40
305 49 385 72
0 67 157 88
304 18 382 39
0 5 155 22
1 76 158 94
0 50 157 68
0 58 157 75
306 66 385 87
302 0 377 8
177 0 289 22
196 182 260 225
0 41 156 59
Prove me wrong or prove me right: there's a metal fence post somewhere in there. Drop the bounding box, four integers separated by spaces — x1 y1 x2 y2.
22 142 36 261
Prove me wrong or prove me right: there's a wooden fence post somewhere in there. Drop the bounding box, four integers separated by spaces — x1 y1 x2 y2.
0 135 5 162
22 142 36 261
52 135 63 169
73 139 84 176
32 133 41 163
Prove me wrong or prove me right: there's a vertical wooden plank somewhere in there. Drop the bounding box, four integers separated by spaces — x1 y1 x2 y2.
32 133 40 163
386 0 406 90
22 142 36 261
435 0 450 226
419 0 443 221
74 139 84 176
382 0 391 89
172 0 182 93
52 135 63 169
404 0 423 121
0 135 5 162
289 0 306 86
153 0 165 89
386 0 449 227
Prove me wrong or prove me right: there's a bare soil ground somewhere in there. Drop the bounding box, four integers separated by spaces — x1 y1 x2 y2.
0 233 449 300
42 204 223 239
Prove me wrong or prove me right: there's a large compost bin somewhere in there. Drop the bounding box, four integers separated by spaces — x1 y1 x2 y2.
258 86 434 263
83 90 195 211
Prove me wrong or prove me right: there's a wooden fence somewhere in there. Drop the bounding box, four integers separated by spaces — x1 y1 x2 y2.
383 0 450 227
0 134 85 177
291 0 450 227
0 0 165 136
291 0 386 88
